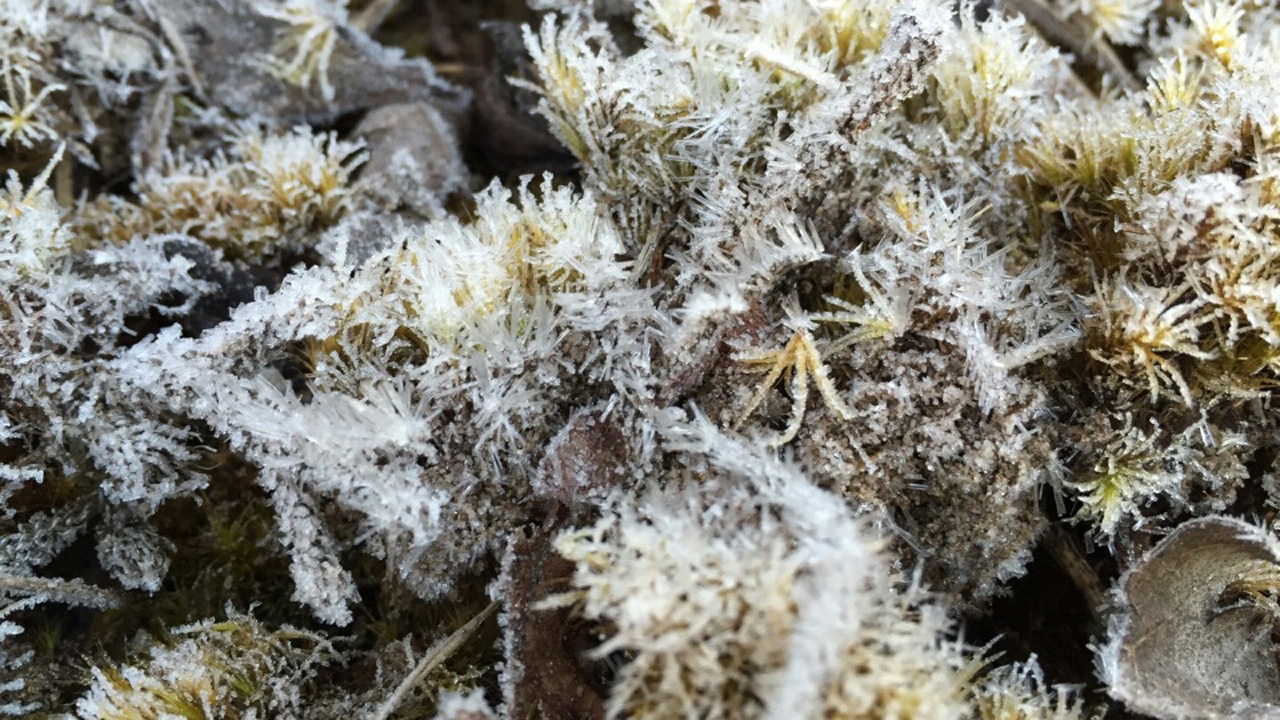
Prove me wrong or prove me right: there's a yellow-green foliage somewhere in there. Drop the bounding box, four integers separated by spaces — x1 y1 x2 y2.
75 611 337 720
74 125 364 259
308 176 628 378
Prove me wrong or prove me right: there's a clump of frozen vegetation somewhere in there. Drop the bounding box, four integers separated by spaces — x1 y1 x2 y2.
5 0 1280 716
74 610 338 720
540 419 979 719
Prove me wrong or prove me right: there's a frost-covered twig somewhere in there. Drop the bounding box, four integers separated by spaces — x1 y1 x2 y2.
368 601 498 720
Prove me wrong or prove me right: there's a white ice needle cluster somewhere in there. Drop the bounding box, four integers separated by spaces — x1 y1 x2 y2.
542 417 1092 720
110 177 661 623
544 417 975 720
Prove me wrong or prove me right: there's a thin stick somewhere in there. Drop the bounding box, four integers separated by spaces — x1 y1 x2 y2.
1044 525 1105 627
54 150 74 207
0 572 121 610
352 0 402 34
154 11 207 101
1004 0 1139 92
368 600 499 720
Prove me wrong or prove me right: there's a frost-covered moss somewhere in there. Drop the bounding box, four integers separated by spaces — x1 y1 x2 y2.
8 0 1280 717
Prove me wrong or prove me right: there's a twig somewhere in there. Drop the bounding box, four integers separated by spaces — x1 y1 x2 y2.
54 150 73 207
0 572 122 610
1004 0 1139 92
1043 525 1106 627
154 11 207 102
368 600 499 720
352 0 402 34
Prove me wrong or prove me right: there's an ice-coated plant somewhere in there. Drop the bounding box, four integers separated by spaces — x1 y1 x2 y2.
76 124 366 259
255 0 351 101
75 609 338 720
107 174 662 624
539 417 976 719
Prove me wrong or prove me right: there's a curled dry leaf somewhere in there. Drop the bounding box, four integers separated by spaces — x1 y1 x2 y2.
352 102 467 218
474 20 574 176
149 0 469 126
497 523 607 720
533 406 630 507
1101 516 1280 719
